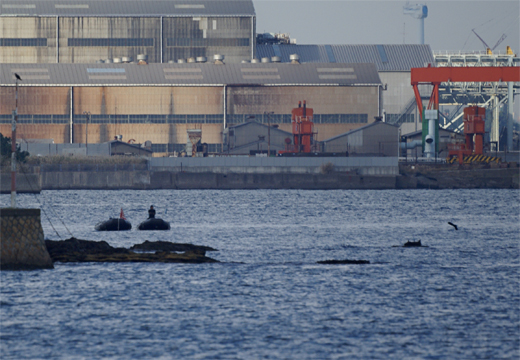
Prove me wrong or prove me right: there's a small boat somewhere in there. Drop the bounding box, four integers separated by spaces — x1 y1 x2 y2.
137 218 170 231
95 218 132 231
95 208 132 231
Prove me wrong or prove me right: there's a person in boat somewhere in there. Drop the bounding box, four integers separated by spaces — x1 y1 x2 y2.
148 205 156 219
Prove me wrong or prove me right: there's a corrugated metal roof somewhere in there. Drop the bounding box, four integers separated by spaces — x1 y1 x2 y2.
323 121 398 143
256 44 434 72
0 62 381 86
0 0 255 17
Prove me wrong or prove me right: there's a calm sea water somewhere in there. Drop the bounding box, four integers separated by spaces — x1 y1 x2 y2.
1 189 519 359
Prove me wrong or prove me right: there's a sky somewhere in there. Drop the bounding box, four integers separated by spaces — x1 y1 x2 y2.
254 0 520 53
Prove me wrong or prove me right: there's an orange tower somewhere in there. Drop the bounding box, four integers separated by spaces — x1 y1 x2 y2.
448 106 486 164
281 100 316 153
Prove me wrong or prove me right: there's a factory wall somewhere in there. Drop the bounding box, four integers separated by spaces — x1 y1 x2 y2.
0 16 253 64
0 17 57 63
323 122 399 156
0 84 379 154
378 72 433 135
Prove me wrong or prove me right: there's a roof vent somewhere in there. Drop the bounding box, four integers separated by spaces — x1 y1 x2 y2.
177 59 186 63
113 57 122 63
196 56 207 63
187 57 196 63
271 56 281 63
137 54 148 65
251 58 260 63
213 54 225 65
261 57 271 63
122 56 132 63
289 54 300 64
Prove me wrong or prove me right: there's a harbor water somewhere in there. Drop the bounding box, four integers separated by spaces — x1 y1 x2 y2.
1 189 519 359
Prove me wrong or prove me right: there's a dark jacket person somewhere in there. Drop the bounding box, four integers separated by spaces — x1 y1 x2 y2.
148 205 156 219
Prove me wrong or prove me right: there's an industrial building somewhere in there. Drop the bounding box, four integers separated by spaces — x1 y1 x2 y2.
257 44 435 135
0 0 256 64
0 61 382 155
322 121 399 157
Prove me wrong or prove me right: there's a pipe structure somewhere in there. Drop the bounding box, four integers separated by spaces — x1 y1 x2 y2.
424 109 437 158
399 140 422 150
507 82 513 151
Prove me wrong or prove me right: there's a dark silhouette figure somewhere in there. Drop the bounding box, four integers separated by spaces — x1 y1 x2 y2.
14 73 22 81
448 222 458 230
148 205 156 219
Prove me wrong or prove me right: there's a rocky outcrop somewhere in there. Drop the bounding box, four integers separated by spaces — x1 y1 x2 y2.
317 259 370 265
130 240 218 256
45 238 218 264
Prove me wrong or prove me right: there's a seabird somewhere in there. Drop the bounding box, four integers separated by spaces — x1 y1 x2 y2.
448 222 458 230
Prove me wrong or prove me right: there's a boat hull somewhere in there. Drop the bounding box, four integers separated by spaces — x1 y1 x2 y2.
137 218 170 231
95 218 132 231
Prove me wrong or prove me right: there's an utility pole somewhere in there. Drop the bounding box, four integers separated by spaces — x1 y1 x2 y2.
83 111 90 155
265 111 273 156
11 73 22 208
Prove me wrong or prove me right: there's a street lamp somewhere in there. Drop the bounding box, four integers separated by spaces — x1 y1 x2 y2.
264 111 274 156
83 111 90 156
11 73 22 207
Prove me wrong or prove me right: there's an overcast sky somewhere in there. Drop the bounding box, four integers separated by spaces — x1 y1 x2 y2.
254 0 520 53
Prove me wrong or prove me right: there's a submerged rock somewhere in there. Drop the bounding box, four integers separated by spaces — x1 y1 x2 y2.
317 259 370 265
44 238 218 264
403 240 424 247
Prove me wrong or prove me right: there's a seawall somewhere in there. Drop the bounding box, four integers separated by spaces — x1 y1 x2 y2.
0 208 54 270
0 173 41 194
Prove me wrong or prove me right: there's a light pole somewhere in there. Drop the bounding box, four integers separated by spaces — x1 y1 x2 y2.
264 111 273 156
11 73 22 208
83 111 90 156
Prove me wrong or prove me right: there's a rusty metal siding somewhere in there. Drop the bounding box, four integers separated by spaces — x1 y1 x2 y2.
0 17 57 63
0 1 255 17
57 17 161 63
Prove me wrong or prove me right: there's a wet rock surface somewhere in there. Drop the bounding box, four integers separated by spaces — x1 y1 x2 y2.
45 238 218 264
130 240 218 255
317 259 370 265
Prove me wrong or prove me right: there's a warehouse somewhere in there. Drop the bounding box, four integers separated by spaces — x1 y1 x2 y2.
0 61 382 155
256 44 434 135
322 121 399 157
0 0 256 64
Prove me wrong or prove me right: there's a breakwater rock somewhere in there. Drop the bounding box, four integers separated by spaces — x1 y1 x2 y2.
45 238 219 264
130 240 218 256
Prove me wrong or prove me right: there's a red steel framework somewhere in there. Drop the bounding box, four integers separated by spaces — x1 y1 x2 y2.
411 66 520 116
411 66 520 163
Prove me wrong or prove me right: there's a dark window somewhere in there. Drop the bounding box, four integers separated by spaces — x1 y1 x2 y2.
0 38 47 47
67 38 154 47
167 38 249 47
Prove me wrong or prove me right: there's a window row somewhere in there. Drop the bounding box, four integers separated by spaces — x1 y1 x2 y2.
385 114 415 123
0 38 47 47
67 38 154 47
167 38 249 47
0 113 369 124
